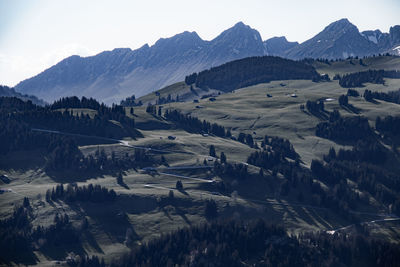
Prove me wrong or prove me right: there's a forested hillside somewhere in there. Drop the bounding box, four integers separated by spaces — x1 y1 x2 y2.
184 56 324 92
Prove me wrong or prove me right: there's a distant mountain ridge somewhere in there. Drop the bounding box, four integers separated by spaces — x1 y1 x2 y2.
285 19 400 59
15 19 400 104
0 85 46 105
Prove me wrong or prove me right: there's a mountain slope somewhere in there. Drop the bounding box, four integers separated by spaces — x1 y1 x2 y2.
286 19 378 59
263 36 298 57
15 22 267 104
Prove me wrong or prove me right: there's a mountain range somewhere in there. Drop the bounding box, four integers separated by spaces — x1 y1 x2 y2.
14 18 400 104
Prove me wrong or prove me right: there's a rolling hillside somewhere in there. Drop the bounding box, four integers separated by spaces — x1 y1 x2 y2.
2 55 400 265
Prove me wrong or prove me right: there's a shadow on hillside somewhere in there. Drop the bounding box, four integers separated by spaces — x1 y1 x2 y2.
46 169 111 183
302 110 329 120
174 206 192 225
118 180 130 189
340 104 361 114
365 98 380 104
39 238 86 262
46 167 139 184
177 188 189 196
78 203 139 244
0 149 47 172
135 119 172 130
0 250 39 266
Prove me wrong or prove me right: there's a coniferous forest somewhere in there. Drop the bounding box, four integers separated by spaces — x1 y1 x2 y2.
185 56 324 91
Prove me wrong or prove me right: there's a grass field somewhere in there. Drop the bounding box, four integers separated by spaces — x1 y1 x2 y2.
1 56 400 265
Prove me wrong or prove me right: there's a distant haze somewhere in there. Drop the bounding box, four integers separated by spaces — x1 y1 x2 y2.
1 0 399 86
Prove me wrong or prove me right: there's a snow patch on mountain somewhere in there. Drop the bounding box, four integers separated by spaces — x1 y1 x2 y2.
367 35 378 44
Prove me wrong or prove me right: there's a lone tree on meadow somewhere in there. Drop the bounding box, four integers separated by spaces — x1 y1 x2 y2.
220 152 226 163
209 145 216 157
117 172 123 185
176 180 183 190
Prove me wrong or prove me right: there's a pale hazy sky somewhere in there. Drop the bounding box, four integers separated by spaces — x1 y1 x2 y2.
1 0 399 87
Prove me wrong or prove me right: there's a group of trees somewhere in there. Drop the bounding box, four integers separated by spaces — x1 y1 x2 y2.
338 69 400 88
347 88 360 97
339 70 384 87
243 134 366 218
364 88 400 104
338 94 359 113
0 205 32 261
154 94 181 105
46 139 152 172
185 56 323 91
0 96 152 173
51 96 105 111
247 149 293 172
314 143 400 216
145 104 162 116
376 115 400 138
0 203 84 264
17 108 137 139
0 96 38 112
50 97 137 129
204 199 218 219
315 114 373 142
115 219 400 266
213 161 249 181
261 135 299 160
120 95 143 107
237 132 256 148
164 109 231 138
46 183 117 203
0 114 50 154
338 94 349 106
305 100 325 114
0 96 141 156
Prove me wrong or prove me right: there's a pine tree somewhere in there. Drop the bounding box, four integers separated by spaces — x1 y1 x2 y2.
220 152 226 163
209 145 216 157
23 197 30 207
176 180 183 190
117 172 123 185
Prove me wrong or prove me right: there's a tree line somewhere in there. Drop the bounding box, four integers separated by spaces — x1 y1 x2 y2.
338 69 400 88
164 109 231 138
46 183 117 203
46 138 152 172
315 112 373 143
0 96 141 156
114 219 400 267
363 88 400 104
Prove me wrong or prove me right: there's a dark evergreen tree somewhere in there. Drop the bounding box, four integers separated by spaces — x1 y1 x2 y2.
220 152 226 163
209 145 216 157
176 180 183 190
